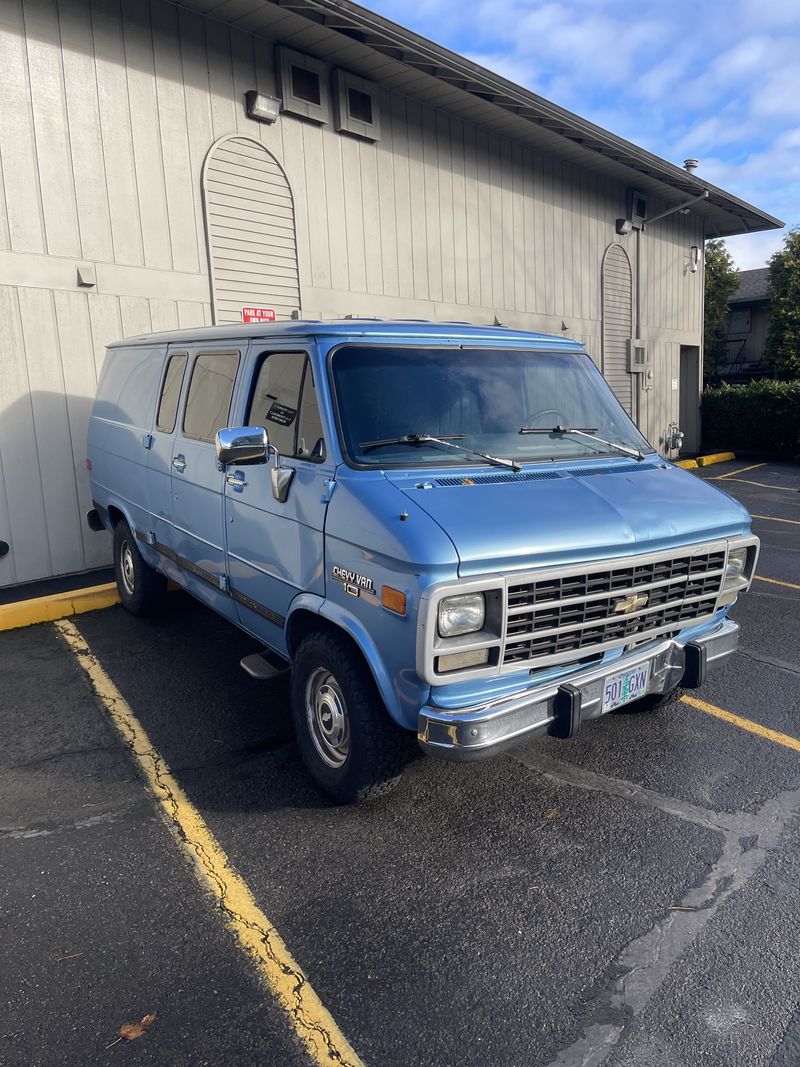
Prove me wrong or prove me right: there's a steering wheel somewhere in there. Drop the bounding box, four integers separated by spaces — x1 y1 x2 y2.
527 408 569 427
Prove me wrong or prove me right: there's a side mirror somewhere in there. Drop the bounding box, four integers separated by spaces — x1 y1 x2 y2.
215 426 268 466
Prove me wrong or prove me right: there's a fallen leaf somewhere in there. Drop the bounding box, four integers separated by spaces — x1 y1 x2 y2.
118 1013 157 1041
543 808 559 820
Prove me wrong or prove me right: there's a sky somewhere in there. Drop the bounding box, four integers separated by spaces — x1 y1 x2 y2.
368 0 799 270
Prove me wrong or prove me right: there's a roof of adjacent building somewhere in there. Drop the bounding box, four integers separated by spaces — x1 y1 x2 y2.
730 268 771 304
173 0 783 239
108 320 586 348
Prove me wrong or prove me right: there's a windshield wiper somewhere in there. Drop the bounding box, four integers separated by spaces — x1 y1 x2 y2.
359 433 521 472
518 425 645 461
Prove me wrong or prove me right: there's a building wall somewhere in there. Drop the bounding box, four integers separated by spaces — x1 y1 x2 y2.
0 0 704 587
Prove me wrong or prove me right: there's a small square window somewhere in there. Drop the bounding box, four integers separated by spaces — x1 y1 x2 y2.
347 87 373 125
276 46 329 124
333 70 380 141
292 65 321 106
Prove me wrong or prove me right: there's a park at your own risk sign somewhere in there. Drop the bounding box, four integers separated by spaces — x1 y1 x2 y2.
242 307 276 323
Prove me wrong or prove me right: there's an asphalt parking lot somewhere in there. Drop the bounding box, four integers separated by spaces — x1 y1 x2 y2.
2 459 800 1067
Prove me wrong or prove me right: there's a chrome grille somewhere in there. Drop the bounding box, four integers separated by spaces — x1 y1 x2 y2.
503 546 725 666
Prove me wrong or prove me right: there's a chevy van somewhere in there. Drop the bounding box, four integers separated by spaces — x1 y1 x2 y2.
87 321 758 802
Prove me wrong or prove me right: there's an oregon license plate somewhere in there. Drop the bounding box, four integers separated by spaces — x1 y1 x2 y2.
602 665 650 712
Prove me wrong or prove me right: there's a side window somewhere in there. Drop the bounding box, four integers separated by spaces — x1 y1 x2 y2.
297 363 325 461
247 352 326 462
156 353 188 433
182 350 240 442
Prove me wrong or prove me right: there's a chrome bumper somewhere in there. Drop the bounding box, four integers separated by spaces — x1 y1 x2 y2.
418 619 739 761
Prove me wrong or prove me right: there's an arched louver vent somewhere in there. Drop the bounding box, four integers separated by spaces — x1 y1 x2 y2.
202 136 300 324
602 243 634 416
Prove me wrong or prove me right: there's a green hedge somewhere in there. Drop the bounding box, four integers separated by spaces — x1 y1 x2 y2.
702 379 800 457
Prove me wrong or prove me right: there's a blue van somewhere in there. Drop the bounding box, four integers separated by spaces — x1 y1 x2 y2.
87 321 758 802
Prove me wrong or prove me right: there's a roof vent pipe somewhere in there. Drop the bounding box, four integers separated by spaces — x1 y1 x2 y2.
683 158 699 173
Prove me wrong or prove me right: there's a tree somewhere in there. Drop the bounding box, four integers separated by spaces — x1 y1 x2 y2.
703 239 738 378
765 226 800 377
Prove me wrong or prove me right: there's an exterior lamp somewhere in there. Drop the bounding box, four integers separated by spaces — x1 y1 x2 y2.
684 245 701 275
245 91 281 124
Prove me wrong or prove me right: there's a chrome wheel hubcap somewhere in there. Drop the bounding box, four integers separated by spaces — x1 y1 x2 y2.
120 540 135 596
305 668 350 768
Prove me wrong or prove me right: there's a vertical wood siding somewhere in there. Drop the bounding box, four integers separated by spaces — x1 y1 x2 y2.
0 0 704 586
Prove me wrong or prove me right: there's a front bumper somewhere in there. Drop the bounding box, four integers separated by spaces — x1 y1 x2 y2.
417 618 739 761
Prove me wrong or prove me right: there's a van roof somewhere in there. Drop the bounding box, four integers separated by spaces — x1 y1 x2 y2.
105 319 586 350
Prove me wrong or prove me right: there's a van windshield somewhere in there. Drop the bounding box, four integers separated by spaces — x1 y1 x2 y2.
330 345 653 468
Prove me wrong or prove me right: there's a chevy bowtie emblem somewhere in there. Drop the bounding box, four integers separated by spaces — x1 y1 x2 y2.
614 593 649 614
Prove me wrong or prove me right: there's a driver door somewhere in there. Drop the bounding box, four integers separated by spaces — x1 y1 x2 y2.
224 347 333 653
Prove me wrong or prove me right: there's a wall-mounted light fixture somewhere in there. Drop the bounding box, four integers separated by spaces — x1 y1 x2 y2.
245 90 281 124
684 245 700 275
616 218 633 235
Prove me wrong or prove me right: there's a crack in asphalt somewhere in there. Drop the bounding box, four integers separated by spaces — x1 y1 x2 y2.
737 647 800 679
514 750 800 1067
0 806 136 839
58 630 360 1067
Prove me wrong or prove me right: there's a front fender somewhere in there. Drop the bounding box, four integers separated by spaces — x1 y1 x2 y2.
285 594 428 730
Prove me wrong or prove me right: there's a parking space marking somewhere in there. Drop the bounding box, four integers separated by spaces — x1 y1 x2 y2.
711 476 799 491
54 618 363 1067
754 575 800 592
753 514 800 526
681 695 800 754
716 462 766 479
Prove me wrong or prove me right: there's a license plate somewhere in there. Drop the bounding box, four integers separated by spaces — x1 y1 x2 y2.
602 665 650 712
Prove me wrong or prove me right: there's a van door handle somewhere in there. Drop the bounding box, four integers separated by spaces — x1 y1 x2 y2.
226 472 247 491
172 454 186 473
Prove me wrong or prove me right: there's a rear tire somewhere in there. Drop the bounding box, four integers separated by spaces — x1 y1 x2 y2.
113 519 166 616
291 631 407 804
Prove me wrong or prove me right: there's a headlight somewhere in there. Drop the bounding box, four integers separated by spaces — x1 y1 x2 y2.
438 593 486 637
726 547 747 580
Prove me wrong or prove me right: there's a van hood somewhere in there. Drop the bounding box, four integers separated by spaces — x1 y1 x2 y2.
385 458 751 575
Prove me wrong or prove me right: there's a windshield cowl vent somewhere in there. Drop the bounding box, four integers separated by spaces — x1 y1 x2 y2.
433 462 660 487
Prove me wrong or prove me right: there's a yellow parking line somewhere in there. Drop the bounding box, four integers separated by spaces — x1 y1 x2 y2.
716 462 766 479
54 618 363 1067
754 575 800 591
681 695 800 754
752 514 800 526
713 477 799 491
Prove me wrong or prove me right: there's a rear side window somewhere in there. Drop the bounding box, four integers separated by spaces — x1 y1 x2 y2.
182 351 240 442
156 353 188 433
247 352 326 462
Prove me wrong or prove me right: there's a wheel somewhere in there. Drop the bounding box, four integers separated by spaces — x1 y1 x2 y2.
113 519 166 616
291 631 407 804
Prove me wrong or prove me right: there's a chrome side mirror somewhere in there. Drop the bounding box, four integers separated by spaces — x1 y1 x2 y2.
215 426 268 466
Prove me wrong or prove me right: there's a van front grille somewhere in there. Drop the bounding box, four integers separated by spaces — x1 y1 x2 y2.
503 547 725 666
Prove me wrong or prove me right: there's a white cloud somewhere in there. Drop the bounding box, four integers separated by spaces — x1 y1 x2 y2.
725 230 786 270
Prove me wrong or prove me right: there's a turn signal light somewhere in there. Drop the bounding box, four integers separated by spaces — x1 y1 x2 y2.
381 586 407 615
436 649 490 672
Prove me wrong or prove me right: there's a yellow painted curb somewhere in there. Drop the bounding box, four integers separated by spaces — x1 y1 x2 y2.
0 582 120 632
675 458 698 469
696 451 736 467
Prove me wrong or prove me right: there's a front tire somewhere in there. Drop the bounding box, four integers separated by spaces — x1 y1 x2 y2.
291 631 407 804
113 519 165 616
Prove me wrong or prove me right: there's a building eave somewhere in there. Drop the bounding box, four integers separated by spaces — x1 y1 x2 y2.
176 0 784 239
